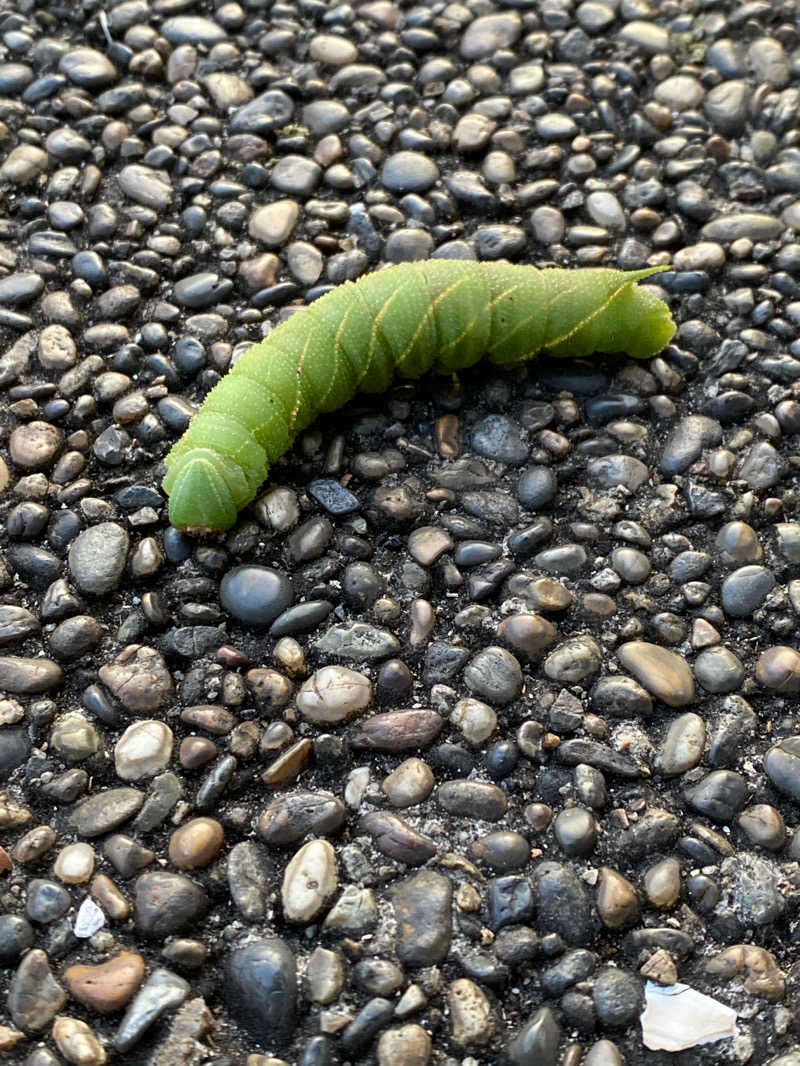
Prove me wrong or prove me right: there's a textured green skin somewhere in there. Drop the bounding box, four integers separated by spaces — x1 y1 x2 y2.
163 261 675 532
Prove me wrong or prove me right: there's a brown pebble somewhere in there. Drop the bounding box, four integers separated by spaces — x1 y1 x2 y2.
8 420 63 469
596 867 640 930
180 704 238 734
262 738 312 788
616 641 695 707
65 950 145 1013
755 645 800 693
168 817 224 870
643 857 681 909
351 709 443 751
377 1023 432 1066
706 944 785 1000
497 613 558 661
179 736 219 769
358 811 437 865
91 875 130 921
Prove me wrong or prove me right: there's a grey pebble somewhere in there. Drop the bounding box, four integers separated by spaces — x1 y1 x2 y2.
7 949 66 1032
224 939 296 1048
507 1006 561 1066
382 152 440 193
115 968 190 1052
59 48 117 89
464 646 523 704
220 565 293 626
684 770 747 823
68 523 129 595
393 870 452 966
161 16 228 46
721 565 775 617
592 968 642 1028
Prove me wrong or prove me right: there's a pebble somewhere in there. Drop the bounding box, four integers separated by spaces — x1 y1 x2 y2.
59 48 117 88
765 737 800 803
377 1025 431 1066
169 818 224 870
52 1017 106 1066
382 758 435 807
282 840 338 922
115 721 174 780
226 939 296 1046
0 1 798 1061
464 646 523 704
118 165 173 210
7 949 67 1031
53 842 95 884
393 871 452 966
114 968 190 1052
616 642 695 707
508 1007 561 1066
134 871 208 939
684 770 748 823
68 523 129 595
449 978 494 1046
721 565 775 617
65 951 146 1013
296 665 371 723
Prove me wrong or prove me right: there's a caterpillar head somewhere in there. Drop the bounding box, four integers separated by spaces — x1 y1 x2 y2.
163 448 239 533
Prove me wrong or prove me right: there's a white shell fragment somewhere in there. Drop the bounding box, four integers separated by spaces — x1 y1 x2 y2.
640 981 737 1052
73 896 105 938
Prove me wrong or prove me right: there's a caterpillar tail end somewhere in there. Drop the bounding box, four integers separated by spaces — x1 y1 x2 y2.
163 451 239 535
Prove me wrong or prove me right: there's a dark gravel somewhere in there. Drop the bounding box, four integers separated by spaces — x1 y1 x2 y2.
2 1 800 1065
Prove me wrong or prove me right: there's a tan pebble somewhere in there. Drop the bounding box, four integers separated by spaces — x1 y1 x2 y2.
706 944 785 1000
305 946 346 1004
643 857 681 909
90 874 130 921
52 1016 106 1065
617 640 695 707
54 842 95 884
65 950 145 1013
738 803 786 851
407 526 453 566
448 978 493 1046
596 867 640 930
8 421 62 470
0 845 11 874
377 1023 432 1066
272 636 307 678
450 698 497 747
262 738 312 787
13 824 57 864
0 1025 25 1051
114 719 173 781
382 758 435 807
0 457 9 495
168 817 224 870
640 948 678 986
246 1057 291 1066
455 882 482 913
295 666 372 724
282 839 338 922
308 33 358 65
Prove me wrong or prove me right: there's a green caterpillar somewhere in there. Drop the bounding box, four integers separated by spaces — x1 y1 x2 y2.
163 261 675 532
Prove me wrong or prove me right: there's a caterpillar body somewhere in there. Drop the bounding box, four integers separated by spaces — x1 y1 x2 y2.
163 260 676 533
